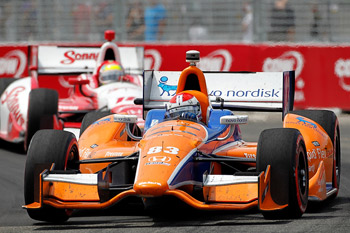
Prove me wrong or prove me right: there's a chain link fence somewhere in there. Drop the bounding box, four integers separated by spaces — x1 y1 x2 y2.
0 0 349 43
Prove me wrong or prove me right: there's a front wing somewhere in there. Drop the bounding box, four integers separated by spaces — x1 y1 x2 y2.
23 164 286 212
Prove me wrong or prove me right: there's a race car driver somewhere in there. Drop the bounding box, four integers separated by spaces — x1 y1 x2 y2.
165 91 212 124
97 60 125 85
95 60 141 87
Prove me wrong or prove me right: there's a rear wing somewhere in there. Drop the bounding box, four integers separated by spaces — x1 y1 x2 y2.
143 70 295 117
36 46 144 74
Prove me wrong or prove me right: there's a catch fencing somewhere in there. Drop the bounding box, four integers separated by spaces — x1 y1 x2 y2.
0 0 349 43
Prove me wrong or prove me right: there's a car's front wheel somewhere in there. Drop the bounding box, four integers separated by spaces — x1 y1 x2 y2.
24 130 79 222
257 128 308 219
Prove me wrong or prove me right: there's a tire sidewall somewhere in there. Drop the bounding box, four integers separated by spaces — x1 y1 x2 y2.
291 134 308 215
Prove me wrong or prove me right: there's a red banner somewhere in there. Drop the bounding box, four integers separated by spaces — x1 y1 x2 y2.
141 43 350 110
0 46 28 78
1 43 350 110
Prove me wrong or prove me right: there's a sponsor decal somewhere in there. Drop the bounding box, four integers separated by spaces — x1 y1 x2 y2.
105 151 124 157
0 50 27 77
80 147 92 159
244 153 256 159
307 149 317 161
146 155 171 166
1 86 26 127
296 116 317 128
59 105 79 111
262 51 305 102
286 119 327 139
334 58 350 92
60 50 99 65
147 146 179 155
113 114 136 123
158 76 177 96
92 117 111 126
312 141 320 147
210 88 280 98
198 49 233 71
90 144 98 148
307 148 327 161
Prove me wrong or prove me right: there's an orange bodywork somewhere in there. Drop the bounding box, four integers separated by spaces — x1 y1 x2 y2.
283 113 334 201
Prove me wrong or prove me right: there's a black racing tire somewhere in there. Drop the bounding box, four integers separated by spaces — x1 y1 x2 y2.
257 128 308 219
79 111 112 137
24 130 79 223
290 110 341 198
0 78 16 96
25 88 58 151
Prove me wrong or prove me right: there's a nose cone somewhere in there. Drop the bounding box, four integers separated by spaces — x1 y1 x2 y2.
133 181 169 197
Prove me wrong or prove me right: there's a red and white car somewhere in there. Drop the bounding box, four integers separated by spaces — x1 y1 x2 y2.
0 31 144 151
0 72 58 151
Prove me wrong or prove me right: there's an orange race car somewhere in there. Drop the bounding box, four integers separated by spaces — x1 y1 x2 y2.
23 50 340 222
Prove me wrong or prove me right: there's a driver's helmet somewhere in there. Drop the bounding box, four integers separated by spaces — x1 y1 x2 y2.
165 92 202 121
98 60 125 85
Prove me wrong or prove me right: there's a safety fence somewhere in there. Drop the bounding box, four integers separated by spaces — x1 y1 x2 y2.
1 0 350 43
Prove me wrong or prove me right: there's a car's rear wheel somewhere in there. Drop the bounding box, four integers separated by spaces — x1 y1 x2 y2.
24 130 79 222
79 111 112 137
291 110 341 197
25 88 58 151
257 128 308 219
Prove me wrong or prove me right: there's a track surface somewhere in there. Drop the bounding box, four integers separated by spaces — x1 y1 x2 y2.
0 112 349 233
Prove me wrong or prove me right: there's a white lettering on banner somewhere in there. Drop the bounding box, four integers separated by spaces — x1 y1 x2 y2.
335 58 350 92
262 51 305 102
145 49 162 70
61 50 99 65
198 49 233 71
0 50 27 77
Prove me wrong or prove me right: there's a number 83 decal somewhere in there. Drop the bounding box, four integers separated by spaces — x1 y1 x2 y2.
147 146 179 155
